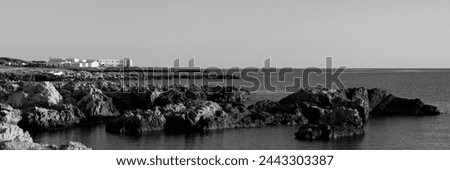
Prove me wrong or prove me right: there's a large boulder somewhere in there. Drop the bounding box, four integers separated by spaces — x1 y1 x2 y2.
76 88 119 117
279 88 371 122
0 122 43 150
344 87 371 120
295 107 364 141
106 109 166 134
189 101 234 130
287 87 442 141
106 87 153 111
0 120 56 150
0 123 91 150
0 103 21 125
278 88 367 141
0 123 33 143
59 81 121 116
58 81 97 104
18 104 85 131
1 111 90 150
164 101 232 132
6 82 62 108
370 94 441 116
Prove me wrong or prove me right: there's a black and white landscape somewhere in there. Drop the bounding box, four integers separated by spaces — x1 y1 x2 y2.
1 0 450 150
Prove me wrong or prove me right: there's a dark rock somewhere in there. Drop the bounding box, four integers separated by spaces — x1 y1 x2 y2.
300 105 328 124
345 87 370 120
371 94 441 116
106 109 166 134
295 124 325 140
278 88 339 111
203 85 249 103
18 104 85 131
238 111 273 127
247 100 289 114
180 85 208 101
105 85 154 111
367 88 387 110
279 88 373 122
295 107 364 141
154 89 187 107
265 109 308 126
222 105 253 127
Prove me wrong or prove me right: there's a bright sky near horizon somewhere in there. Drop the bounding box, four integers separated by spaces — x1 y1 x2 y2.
1 0 449 68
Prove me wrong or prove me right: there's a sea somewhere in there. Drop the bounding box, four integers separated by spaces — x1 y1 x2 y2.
32 69 450 149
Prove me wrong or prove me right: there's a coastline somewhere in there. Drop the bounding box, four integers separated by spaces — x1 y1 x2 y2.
0 73 444 149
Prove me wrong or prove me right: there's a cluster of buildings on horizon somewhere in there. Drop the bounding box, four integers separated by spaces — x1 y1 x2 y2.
47 57 133 68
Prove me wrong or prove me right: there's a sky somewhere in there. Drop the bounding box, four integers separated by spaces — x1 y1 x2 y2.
1 0 449 68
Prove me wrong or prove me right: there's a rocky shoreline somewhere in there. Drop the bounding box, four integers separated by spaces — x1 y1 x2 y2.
0 80 443 149
0 103 90 150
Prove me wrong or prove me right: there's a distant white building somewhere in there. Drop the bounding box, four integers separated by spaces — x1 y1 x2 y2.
73 60 100 68
66 58 80 63
47 57 100 68
99 59 123 67
47 57 131 68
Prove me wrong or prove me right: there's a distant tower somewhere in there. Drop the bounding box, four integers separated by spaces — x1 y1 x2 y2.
123 57 132 67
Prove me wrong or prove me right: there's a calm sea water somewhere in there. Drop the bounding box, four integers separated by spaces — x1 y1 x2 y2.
32 69 450 149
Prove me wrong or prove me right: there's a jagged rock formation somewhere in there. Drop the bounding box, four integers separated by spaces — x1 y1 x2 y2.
76 89 119 117
163 101 230 132
0 80 442 143
0 102 90 150
0 103 21 125
282 88 442 141
294 107 364 140
19 104 85 131
106 109 166 134
370 94 441 116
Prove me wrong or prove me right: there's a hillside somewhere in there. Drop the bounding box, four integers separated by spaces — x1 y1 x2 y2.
0 57 29 65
